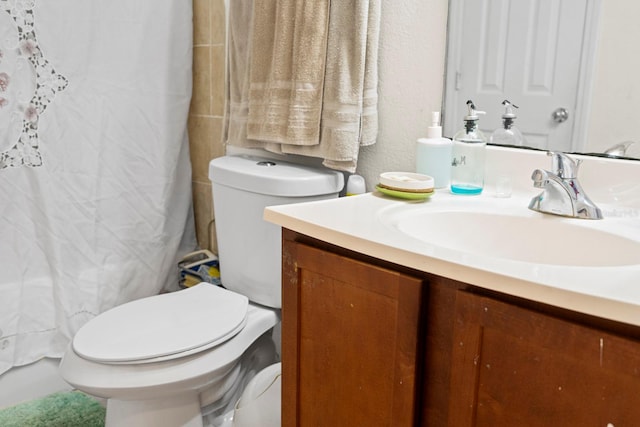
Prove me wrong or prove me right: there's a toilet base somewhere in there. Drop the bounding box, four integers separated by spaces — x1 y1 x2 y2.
100 332 280 427
106 393 203 427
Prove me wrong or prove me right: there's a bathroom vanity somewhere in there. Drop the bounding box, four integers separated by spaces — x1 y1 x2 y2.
265 147 640 426
279 231 640 426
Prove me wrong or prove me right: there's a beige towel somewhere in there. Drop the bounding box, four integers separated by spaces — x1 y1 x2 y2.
281 0 381 172
224 0 286 154
246 0 330 146
225 0 381 173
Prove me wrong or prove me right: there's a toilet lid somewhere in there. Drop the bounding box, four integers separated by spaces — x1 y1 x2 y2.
72 284 249 363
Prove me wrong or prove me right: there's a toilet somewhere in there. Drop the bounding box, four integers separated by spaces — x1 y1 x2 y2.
59 155 344 427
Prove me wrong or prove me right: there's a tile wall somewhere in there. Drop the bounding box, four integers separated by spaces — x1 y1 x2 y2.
189 0 226 252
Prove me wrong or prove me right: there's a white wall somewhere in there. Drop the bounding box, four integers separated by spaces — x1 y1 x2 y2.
357 0 449 190
587 1 640 156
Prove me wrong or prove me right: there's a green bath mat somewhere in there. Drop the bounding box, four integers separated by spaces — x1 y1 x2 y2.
0 390 105 427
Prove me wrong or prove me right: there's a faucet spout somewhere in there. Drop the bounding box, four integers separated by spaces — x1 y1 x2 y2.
528 152 603 219
604 140 636 158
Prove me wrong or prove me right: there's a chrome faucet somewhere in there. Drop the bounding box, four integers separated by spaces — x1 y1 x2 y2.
528 152 603 219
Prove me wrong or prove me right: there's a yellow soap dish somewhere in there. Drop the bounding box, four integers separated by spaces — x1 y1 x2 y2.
375 185 434 200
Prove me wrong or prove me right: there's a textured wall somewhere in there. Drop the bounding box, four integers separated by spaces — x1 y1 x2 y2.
357 1 449 191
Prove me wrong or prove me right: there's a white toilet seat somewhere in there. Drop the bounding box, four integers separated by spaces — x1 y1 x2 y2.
60 302 280 403
72 284 249 364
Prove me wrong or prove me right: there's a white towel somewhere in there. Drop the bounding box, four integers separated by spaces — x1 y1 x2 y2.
223 0 253 149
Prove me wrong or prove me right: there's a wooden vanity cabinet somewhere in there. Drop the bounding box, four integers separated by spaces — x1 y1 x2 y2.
281 230 640 426
281 233 426 427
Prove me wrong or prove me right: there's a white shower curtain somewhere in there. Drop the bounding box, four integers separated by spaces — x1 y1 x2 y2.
0 0 196 375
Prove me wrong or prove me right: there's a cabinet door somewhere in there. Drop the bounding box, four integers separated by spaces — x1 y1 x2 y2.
282 240 424 427
449 290 640 426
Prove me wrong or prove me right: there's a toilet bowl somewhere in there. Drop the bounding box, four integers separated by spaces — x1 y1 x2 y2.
59 155 344 426
59 285 279 427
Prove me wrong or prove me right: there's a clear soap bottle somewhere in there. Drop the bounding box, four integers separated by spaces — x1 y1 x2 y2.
490 100 525 147
450 100 486 195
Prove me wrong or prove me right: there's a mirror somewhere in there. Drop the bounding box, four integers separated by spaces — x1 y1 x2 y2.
443 0 640 159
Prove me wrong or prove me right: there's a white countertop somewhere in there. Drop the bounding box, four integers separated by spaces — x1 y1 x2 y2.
265 165 640 327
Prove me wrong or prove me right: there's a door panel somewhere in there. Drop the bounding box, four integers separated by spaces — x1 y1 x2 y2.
282 240 424 427
444 0 592 151
449 290 640 426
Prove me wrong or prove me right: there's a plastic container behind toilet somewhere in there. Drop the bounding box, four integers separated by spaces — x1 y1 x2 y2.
232 363 282 427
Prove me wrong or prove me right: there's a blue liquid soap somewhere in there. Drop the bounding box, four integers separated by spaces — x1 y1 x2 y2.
450 138 485 195
450 100 487 195
451 184 483 195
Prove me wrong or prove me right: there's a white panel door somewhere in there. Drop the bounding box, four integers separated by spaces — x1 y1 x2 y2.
443 0 597 152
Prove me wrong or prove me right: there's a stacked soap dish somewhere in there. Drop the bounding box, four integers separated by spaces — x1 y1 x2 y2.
376 172 435 200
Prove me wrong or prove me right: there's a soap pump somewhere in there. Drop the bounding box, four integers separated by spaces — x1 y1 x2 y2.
490 100 525 147
416 111 452 188
450 100 487 195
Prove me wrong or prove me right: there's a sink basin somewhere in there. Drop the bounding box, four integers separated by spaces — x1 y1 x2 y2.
387 210 640 267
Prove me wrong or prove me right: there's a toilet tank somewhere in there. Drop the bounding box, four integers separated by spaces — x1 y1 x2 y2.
208 155 344 308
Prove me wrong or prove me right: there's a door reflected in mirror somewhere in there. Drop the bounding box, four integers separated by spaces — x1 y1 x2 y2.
443 0 640 159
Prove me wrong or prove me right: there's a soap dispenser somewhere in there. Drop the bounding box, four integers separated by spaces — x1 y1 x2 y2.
450 100 487 195
490 100 525 147
416 111 452 188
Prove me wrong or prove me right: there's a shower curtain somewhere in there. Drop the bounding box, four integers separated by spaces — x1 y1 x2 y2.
0 0 196 375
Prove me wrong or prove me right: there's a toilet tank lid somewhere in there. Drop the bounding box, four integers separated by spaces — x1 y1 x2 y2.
209 155 344 197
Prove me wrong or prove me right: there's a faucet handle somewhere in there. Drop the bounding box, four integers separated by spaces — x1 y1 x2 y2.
548 151 581 179
531 169 549 188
